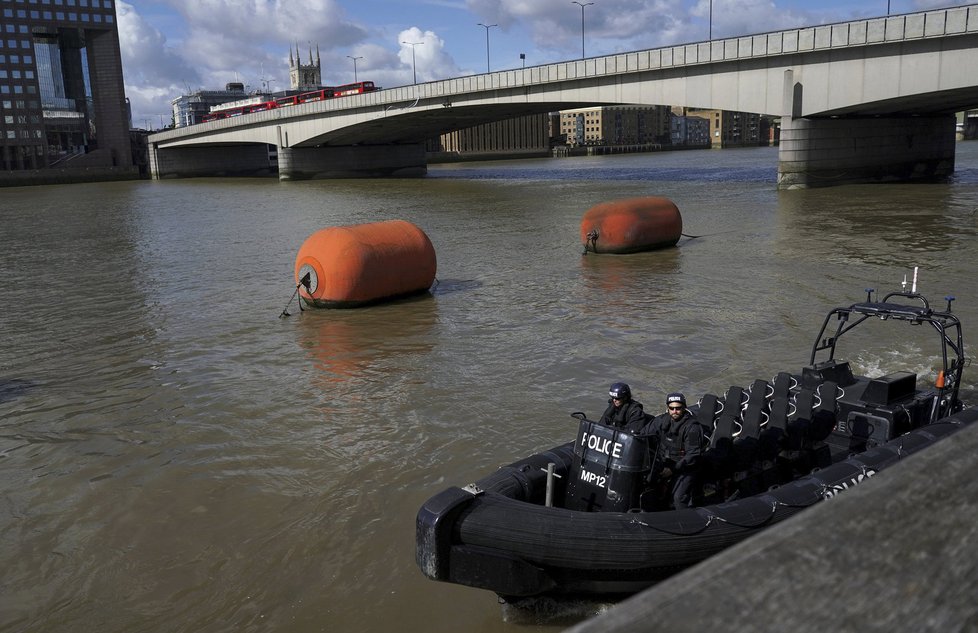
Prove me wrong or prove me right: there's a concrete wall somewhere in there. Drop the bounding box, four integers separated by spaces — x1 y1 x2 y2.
277 144 426 180
149 144 275 178
778 114 956 188
567 419 978 633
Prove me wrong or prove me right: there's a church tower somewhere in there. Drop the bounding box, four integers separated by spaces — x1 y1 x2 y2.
289 44 322 90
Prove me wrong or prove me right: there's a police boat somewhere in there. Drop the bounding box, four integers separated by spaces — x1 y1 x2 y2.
416 282 978 600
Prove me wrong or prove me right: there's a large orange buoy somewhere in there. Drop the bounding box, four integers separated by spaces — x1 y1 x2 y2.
295 220 437 308
580 196 682 254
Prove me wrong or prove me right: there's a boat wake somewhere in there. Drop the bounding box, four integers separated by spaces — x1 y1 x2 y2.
500 595 618 626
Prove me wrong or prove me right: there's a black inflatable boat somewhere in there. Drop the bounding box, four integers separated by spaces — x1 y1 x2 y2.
416 285 977 600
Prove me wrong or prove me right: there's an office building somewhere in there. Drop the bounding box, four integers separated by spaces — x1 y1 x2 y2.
1 0 133 181
171 82 249 128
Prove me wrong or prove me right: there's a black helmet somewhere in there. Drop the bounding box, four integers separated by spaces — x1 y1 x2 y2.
667 392 686 407
609 382 631 400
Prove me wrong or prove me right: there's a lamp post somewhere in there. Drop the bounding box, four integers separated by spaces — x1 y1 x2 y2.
346 55 363 83
571 1 594 59
478 23 497 73
402 41 422 84
709 0 713 40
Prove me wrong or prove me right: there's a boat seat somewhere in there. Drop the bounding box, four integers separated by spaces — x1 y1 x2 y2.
706 386 744 477
733 380 768 470
759 373 793 462
785 387 815 451
696 393 722 440
811 381 840 442
741 380 769 438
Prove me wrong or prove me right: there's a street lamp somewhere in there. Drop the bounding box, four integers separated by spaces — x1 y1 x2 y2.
571 1 594 59
709 0 713 40
347 55 363 83
478 23 497 73
402 41 423 84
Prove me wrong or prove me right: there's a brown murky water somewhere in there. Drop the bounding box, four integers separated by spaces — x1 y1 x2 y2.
3 144 978 632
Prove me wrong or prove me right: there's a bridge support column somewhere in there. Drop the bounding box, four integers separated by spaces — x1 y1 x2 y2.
149 144 276 179
777 115 956 189
277 144 427 180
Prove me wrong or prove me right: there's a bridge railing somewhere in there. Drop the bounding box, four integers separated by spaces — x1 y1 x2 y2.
330 5 978 107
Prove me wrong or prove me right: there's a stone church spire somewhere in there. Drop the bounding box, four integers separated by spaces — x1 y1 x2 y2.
289 43 322 90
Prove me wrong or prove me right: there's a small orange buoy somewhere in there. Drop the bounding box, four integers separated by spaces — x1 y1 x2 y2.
295 220 436 308
581 196 682 254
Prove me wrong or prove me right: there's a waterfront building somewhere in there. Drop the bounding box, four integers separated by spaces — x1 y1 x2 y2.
558 105 670 147
690 108 763 148
0 0 133 181
670 113 711 147
171 82 249 128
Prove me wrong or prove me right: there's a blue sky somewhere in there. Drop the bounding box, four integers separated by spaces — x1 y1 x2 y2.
118 0 968 129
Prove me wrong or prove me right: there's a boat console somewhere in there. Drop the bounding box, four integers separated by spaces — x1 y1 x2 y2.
564 418 651 512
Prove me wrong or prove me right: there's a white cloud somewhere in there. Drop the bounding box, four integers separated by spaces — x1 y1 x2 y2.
397 27 465 83
117 1 202 125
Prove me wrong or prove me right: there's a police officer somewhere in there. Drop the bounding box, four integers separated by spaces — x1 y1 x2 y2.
598 382 646 433
644 392 706 508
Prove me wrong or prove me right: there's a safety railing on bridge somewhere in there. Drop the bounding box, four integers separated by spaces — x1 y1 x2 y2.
330 5 978 110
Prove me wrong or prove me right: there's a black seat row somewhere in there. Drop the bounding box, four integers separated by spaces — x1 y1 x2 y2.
695 371 840 480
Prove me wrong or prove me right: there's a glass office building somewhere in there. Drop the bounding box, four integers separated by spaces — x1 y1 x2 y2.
0 0 132 176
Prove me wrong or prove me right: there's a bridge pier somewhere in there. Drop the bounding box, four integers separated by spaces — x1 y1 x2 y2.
276 144 427 180
777 114 956 189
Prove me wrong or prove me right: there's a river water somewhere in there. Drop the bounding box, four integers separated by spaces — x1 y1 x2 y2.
2 144 978 632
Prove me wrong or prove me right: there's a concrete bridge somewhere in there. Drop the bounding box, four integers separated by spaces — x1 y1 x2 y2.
148 4 978 189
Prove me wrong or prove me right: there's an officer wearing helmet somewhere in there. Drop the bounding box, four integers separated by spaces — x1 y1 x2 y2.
598 382 646 433
643 392 706 509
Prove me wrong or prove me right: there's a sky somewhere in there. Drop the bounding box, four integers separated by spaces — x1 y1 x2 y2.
118 0 969 129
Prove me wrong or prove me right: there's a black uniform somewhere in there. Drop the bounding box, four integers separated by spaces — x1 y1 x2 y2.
599 399 646 433
643 410 706 508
